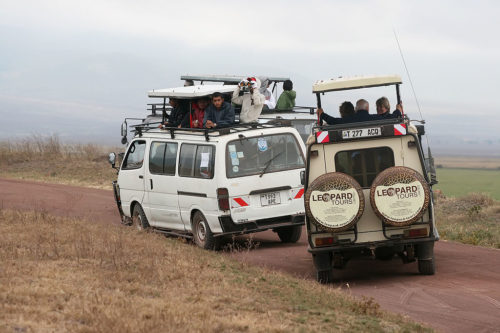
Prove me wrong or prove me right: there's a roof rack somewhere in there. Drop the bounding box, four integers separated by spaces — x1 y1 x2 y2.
181 74 290 84
131 121 294 142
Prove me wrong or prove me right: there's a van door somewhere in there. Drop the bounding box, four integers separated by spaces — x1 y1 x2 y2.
118 139 147 216
145 141 184 230
177 143 217 229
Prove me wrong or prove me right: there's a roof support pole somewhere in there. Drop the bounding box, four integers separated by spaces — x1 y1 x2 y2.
316 93 322 125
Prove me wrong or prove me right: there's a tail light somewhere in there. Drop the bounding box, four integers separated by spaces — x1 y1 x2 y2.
314 236 335 247
404 228 429 238
217 188 230 211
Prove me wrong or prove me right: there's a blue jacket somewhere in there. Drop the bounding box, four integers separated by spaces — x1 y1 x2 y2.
203 102 235 128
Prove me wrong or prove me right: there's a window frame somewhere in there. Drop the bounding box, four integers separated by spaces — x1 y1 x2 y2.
334 146 395 188
121 139 147 170
178 143 216 179
225 133 305 179
148 141 178 176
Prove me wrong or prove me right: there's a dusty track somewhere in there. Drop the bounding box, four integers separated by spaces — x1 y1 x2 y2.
1 178 499 333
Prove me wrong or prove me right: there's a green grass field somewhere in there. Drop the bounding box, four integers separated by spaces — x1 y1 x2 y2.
435 168 500 200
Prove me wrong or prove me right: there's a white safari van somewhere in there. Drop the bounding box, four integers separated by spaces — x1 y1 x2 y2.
109 85 306 250
304 75 439 283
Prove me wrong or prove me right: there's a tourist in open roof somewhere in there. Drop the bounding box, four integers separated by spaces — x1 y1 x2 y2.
232 77 265 123
203 92 235 129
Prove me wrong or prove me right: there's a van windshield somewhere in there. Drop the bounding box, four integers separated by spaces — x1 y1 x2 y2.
226 133 304 178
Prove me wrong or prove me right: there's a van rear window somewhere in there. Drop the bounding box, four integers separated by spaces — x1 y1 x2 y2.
335 147 394 187
226 134 304 178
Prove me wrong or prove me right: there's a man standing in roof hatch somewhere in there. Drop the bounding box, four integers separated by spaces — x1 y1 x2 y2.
232 77 266 123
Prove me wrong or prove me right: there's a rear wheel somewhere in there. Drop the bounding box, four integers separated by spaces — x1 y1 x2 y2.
276 225 302 243
418 257 435 275
132 204 150 231
317 269 333 284
417 241 435 275
192 211 221 250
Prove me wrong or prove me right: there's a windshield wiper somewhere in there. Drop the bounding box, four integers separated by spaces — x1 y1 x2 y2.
259 152 283 178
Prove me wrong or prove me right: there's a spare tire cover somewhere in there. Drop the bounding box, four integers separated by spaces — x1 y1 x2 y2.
370 166 430 226
305 173 364 232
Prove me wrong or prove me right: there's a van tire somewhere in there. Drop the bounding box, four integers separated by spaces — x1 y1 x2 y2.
132 204 150 230
192 211 221 250
276 225 302 243
417 241 435 275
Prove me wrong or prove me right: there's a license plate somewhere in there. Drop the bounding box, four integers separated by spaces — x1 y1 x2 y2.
260 192 281 206
342 127 381 139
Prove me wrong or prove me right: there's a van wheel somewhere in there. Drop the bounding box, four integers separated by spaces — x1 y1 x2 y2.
192 211 221 250
132 204 150 231
418 257 435 275
317 269 333 284
276 225 302 243
417 241 435 275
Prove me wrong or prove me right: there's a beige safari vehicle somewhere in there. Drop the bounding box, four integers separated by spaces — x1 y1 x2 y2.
304 75 439 283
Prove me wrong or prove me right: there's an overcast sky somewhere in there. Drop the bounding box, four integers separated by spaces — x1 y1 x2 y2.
1 0 499 153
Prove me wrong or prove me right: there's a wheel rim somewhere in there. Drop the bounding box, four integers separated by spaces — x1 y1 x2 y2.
196 220 207 243
133 211 143 230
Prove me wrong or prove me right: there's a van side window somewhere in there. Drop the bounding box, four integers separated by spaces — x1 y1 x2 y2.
149 141 178 175
122 140 146 170
335 147 394 187
179 144 215 179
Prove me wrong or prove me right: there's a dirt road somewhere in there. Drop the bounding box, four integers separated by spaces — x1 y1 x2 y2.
1 178 499 333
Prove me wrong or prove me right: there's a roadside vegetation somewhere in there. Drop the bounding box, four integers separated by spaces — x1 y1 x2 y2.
434 192 500 249
0 135 117 189
0 209 431 332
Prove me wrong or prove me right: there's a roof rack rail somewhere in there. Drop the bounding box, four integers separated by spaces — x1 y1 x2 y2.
130 121 294 142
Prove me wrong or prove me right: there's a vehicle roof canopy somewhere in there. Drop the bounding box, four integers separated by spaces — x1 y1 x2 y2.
181 74 290 84
148 84 237 99
312 75 402 93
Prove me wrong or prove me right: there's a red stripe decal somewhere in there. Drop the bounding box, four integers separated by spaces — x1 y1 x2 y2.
234 197 248 207
294 188 304 199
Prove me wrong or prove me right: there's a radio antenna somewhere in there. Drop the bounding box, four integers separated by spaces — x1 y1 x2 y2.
393 28 424 121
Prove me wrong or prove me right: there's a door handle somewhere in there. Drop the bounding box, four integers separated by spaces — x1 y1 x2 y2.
139 175 144 179
150 179 153 190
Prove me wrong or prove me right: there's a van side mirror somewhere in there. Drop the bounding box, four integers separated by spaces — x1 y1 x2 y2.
108 152 116 168
121 121 127 137
300 170 305 185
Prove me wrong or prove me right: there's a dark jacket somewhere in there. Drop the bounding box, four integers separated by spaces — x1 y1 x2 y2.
166 102 189 127
320 109 373 125
203 102 235 128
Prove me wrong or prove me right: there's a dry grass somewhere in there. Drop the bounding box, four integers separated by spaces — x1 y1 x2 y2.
0 135 118 189
435 156 500 170
0 209 431 333
435 192 500 248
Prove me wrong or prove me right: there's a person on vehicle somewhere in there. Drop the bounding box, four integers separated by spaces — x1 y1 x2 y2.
204 92 235 128
276 79 296 110
162 98 188 128
259 77 276 110
232 77 265 123
183 98 209 128
353 99 371 121
375 96 403 118
316 101 355 125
